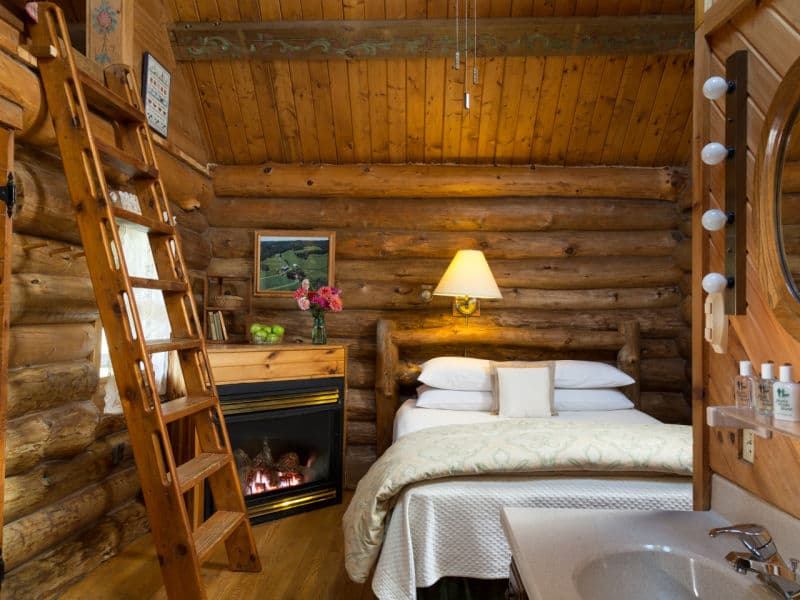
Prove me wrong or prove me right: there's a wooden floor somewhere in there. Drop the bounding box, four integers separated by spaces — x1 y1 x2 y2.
62 494 376 599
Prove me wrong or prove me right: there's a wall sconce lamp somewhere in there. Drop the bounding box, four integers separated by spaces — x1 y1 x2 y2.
434 250 503 317
701 50 748 316
702 272 730 353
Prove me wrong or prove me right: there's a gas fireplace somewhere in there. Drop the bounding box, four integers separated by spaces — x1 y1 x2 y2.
208 377 344 524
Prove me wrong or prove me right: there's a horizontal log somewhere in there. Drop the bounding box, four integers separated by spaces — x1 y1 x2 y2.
640 392 691 424
157 148 214 211
209 227 682 260
14 145 80 244
217 255 683 289
4 431 132 523
212 164 687 201
348 359 374 390
345 445 375 489
0 48 52 143
3 500 149 600
347 388 376 422
176 223 211 271
4 466 141 571
346 420 376 446
8 359 99 418
174 206 209 234
171 16 693 61
247 307 691 342
206 196 682 232
9 324 96 369
640 358 689 393
12 233 88 276
6 400 99 476
11 272 99 324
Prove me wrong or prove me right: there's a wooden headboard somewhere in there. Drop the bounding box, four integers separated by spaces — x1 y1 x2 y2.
375 319 641 456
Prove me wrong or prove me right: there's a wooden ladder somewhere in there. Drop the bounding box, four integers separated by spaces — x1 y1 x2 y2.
26 3 260 598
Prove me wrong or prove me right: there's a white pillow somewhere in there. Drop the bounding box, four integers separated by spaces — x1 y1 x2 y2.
415 385 494 411
493 363 556 418
554 360 635 389
418 356 493 391
554 388 634 412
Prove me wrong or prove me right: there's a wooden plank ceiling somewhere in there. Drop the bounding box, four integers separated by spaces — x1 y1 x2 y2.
166 0 695 167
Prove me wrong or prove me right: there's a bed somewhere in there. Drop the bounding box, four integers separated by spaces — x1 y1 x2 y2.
344 319 693 600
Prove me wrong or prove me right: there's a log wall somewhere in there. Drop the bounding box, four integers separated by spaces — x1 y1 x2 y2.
1 144 210 598
207 164 693 486
694 0 800 517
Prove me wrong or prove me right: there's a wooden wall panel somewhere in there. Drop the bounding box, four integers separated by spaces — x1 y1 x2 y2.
697 0 800 518
167 2 694 167
206 165 692 485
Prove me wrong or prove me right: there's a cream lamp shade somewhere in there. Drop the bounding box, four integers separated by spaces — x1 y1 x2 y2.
433 250 502 316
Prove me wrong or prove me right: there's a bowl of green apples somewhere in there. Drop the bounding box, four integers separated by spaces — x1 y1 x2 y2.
250 322 285 344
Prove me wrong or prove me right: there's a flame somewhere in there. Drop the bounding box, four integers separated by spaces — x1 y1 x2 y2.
244 469 304 496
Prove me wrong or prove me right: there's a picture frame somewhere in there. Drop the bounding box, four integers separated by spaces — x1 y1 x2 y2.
141 52 171 137
254 230 336 296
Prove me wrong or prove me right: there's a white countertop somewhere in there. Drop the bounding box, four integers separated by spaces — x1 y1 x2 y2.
500 508 775 600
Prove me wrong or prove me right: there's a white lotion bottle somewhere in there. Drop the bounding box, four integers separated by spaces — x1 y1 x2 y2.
757 362 776 416
734 360 755 409
773 363 800 421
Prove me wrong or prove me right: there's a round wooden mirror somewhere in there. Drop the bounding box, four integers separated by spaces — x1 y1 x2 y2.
757 58 800 339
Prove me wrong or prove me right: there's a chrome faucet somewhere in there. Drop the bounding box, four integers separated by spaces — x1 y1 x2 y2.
709 524 800 599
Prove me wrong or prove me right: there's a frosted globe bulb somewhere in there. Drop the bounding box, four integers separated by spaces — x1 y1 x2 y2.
702 272 729 294
701 209 729 231
702 76 730 100
701 142 730 166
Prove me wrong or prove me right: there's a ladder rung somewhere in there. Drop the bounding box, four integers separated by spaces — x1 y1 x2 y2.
175 452 231 494
95 138 159 180
161 395 218 424
78 70 146 124
129 276 188 293
194 511 247 563
111 206 174 234
146 337 202 354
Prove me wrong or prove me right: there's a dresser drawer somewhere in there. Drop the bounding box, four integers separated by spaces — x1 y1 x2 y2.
206 344 346 384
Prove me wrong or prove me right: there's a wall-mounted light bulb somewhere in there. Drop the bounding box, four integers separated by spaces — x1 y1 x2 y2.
701 208 732 232
702 76 734 100
702 272 731 294
701 142 733 166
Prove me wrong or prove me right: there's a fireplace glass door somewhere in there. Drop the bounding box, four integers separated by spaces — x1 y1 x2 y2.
209 378 343 523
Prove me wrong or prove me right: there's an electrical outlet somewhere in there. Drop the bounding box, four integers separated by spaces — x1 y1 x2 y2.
741 429 755 463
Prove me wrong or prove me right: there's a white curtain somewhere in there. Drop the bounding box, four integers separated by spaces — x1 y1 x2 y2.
101 191 171 414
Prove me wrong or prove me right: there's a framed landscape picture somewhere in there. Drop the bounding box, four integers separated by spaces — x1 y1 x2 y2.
254 230 336 296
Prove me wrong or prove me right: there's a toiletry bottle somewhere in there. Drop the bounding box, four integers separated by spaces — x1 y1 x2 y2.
734 360 755 409
773 363 800 421
757 362 776 416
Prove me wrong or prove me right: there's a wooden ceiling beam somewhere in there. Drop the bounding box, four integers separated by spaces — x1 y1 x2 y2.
169 15 693 62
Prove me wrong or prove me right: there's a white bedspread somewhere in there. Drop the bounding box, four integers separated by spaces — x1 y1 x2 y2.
371 401 692 600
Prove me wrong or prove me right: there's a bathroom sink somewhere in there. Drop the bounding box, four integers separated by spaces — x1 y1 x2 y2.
501 509 780 600
574 548 774 600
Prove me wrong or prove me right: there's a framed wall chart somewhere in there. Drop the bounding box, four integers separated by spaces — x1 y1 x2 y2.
141 52 170 137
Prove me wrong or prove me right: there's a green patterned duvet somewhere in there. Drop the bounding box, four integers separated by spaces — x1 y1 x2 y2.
343 419 692 582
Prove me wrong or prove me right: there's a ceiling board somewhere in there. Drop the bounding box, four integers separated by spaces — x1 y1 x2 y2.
166 0 695 166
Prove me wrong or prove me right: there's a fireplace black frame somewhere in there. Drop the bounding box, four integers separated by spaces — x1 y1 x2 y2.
207 377 344 524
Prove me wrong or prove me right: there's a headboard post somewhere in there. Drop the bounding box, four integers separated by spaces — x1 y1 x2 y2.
376 319 400 456
617 320 641 409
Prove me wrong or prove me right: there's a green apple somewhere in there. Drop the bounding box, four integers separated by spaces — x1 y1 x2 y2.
250 323 262 335
266 333 281 343
271 324 285 336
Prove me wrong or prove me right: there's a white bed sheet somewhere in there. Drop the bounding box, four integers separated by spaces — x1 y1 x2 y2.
393 397 662 440
372 400 693 600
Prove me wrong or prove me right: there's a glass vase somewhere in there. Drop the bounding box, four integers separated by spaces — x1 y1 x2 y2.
311 313 327 345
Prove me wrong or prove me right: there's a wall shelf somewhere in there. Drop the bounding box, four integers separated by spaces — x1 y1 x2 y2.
707 405 800 440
